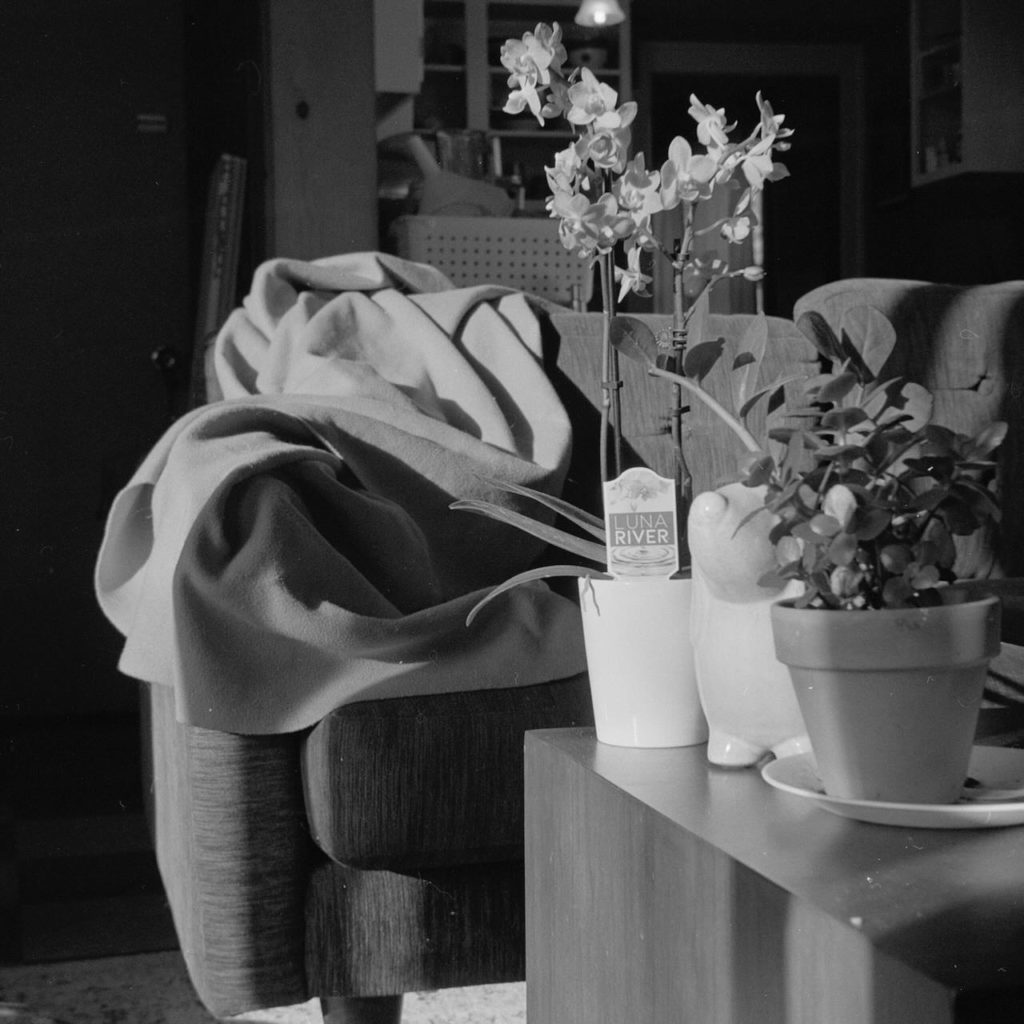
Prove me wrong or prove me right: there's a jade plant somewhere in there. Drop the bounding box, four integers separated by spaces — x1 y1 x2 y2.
750 305 1006 610
456 303 1008 618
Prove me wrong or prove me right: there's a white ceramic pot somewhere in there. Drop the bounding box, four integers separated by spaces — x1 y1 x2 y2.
578 576 707 748
772 593 1002 804
687 484 810 766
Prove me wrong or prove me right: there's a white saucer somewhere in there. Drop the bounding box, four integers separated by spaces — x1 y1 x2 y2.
761 745 1024 829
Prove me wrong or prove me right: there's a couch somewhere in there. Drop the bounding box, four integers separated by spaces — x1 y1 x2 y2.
118 272 1024 1024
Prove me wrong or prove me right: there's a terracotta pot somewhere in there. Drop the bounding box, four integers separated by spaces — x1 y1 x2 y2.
578 576 707 748
771 592 1001 803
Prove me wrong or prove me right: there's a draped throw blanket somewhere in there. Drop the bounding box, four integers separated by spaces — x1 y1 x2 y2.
95 253 587 734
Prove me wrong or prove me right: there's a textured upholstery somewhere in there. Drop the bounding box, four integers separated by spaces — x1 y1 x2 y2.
144 681 311 1013
144 280 1024 1018
305 860 527 996
302 674 592 871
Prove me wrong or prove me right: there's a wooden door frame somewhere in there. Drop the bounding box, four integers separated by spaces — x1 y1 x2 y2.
637 40 866 312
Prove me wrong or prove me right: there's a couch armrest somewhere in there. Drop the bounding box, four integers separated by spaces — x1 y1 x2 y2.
301 673 593 871
144 682 313 1018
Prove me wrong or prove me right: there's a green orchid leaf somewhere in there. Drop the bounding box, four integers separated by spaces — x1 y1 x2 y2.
465 565 612 626
450 500 607 563
609 315 661 367
682 338 726 383
469 477 605 537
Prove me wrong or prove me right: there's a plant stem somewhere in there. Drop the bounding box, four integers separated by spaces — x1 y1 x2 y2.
598 252 622 484
671 245 693 516
647 364 763 454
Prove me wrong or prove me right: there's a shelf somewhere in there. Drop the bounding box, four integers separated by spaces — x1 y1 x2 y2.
414 0 630 197
909 0 1024 187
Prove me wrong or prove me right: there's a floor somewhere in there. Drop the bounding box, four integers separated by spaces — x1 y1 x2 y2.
1 710 177 966
0 712 527 1023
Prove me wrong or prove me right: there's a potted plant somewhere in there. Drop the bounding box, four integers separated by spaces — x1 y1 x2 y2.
754 304 1007 803
452 22 795 747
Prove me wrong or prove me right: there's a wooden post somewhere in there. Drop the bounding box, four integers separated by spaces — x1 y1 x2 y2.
261 0 378 260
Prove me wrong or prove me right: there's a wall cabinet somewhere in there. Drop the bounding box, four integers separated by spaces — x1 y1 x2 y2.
910 0 1024 186
416 0 631 205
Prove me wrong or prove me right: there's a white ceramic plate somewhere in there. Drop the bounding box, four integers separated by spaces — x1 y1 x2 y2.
761 746 1024 829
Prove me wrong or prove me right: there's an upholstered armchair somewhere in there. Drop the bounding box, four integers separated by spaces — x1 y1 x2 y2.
112 271 1024 1024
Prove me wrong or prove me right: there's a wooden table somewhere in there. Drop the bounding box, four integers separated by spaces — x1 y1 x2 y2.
525 728 1024 1024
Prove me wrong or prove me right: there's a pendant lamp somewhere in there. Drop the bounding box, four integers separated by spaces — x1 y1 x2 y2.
575 0 626 27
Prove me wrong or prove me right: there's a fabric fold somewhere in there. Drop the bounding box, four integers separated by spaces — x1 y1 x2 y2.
96 252 587 734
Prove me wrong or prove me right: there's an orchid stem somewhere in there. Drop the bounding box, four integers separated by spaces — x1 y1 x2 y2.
598 253 622 483
647 364 763 454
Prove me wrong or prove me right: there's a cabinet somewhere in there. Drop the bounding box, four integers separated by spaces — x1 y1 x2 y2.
416 0 631 206
910 0 1024 187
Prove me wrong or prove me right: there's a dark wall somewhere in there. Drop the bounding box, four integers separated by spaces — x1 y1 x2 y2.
632 0 1023 288
1 0 191 717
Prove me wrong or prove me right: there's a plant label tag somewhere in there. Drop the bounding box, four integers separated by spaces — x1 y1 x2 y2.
603 467 679 579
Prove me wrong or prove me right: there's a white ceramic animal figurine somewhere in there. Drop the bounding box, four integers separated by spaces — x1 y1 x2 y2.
687 481 810 766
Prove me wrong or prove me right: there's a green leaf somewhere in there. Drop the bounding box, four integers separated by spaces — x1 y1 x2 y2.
879 544 912 573
731 313 768 412
810 513 842 537
828 530 858 566
839 305 897 381
816 369 859 404
609 315 661 367
468 477 605 537
450 500 607 563
686 287 711 350
465 566 612 625
821 406 869 431
891 382 933 430
738 372 807 421
967 421 1008 458
853 506 891 540
796 309 845 363
737 450 775 486
682 338 725 383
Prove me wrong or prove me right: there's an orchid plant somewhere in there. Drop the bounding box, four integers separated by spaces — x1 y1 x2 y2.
452 23 800 619
500 22 793 500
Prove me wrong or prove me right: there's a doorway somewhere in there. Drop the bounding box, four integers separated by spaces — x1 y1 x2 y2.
637 41 865 317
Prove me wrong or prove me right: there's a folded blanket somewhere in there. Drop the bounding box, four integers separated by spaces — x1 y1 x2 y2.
95 252 587 734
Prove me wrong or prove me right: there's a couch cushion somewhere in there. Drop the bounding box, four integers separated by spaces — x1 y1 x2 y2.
300 674 593 871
